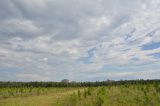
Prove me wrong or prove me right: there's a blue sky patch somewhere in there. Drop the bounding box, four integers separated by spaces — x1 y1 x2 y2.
142 42 160 50
149 53 160 58
79 48 96 64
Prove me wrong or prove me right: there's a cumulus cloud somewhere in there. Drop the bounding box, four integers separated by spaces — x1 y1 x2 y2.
0 0 160 81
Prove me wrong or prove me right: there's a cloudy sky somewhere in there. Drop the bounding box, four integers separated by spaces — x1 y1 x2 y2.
0 0 160 82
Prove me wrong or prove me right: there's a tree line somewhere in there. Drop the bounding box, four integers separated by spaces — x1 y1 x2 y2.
0 79 160 88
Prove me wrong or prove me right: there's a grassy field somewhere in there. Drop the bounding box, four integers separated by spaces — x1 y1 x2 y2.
0 87 84 106
0 83 160 106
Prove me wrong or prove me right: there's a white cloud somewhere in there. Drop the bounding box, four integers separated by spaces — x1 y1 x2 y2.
0 0 160 81
16 73 50 81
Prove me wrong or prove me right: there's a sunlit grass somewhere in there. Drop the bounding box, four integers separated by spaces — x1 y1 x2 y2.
1 83 160 106
0 87 84 106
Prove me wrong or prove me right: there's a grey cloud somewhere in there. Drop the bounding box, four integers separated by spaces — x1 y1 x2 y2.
0 0 21 20
0 0 160 81
0 0 139 40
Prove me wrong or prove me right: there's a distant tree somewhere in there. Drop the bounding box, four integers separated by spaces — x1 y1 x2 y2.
61 79 69 83
106 79 115 85
70 81 76 83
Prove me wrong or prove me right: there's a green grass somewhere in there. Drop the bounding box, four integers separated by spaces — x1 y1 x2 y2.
0 87 84 106
1 83 160 106
59 84 160 106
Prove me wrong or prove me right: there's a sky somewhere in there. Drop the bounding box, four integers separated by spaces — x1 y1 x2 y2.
0 0 160 82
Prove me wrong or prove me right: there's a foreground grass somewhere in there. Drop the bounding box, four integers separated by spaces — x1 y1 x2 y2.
0 87 84 106
1 83 160 106
60 84 160 106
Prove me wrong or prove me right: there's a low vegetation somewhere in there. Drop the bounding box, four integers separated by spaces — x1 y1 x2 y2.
62 84 160 106
0 79 160 106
